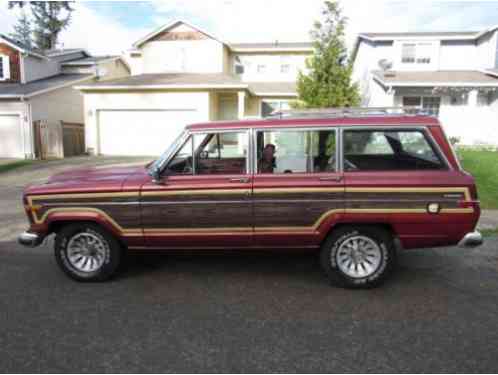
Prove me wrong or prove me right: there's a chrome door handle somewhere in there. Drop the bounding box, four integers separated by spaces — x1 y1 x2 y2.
319 176 343 182
229 177 250 183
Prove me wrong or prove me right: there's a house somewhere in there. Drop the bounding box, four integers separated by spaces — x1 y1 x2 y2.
0 34 130 159
351 26 498 145
77 20 313 156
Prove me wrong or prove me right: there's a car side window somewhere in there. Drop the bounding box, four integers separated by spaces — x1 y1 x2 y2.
164 136 194 175
257 129 337 174
343 129 445 171
165 132 249 175
194 132 248 175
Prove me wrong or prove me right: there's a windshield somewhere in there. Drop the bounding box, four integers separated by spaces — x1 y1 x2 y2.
148 130 187 173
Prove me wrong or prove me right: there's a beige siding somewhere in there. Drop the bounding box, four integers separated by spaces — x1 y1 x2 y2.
30 82 88 126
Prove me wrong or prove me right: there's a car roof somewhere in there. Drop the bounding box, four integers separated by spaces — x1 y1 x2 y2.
187 115 440 131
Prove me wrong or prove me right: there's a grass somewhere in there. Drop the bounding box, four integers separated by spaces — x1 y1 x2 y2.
458 149 498 209
481 227 498 238
0 160 33 174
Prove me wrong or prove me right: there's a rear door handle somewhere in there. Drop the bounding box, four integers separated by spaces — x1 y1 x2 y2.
319 176 343 182
229 177 250 183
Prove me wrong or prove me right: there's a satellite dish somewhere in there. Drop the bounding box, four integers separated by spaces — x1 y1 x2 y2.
378 59 393 71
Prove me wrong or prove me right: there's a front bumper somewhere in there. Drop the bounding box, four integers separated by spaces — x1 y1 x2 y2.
458 231 483 248
18 231 44 247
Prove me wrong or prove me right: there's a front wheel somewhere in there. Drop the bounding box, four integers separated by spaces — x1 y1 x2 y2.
54 223 122 282
320 226 396 288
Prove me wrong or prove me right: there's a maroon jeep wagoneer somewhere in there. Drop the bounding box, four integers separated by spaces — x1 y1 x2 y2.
19 110 482 288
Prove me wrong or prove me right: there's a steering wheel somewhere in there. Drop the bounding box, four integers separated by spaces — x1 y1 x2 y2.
182 157 193 174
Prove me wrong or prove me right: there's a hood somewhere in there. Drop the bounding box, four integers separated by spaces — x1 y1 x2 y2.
47 165 146 183
24 165 149 196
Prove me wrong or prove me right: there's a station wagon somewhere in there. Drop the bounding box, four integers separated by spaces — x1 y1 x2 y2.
19 109 482 288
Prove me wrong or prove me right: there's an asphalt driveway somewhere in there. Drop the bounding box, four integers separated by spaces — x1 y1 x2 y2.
0 157 497 373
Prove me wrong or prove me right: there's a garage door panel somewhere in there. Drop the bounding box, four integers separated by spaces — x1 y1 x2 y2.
0 115 23 158
98 110 198 156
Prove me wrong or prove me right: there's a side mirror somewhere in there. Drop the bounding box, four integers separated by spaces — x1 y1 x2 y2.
151 166 164 185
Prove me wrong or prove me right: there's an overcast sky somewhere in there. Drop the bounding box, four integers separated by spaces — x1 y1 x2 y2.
0 0 497 55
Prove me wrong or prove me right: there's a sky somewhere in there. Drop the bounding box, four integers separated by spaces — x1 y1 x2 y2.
0 0 497 55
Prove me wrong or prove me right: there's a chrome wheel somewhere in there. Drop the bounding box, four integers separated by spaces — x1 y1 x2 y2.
335 235 382 279
66 232 108 273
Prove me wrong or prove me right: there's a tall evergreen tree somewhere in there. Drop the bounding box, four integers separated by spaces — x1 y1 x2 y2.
9 10 33 49
9 1 74 50
296 1 360 108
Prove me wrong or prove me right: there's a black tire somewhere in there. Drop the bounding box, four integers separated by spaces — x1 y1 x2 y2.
320 226 396 289
54 223 122 282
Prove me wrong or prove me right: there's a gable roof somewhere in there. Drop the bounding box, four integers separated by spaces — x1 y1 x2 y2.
0 33 47 59
133 20 227 48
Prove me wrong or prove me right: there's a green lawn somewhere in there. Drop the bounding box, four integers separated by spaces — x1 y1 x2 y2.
458 149 498 209
0 160 33 174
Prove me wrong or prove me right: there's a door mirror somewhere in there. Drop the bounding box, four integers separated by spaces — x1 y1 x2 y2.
150 166 164 184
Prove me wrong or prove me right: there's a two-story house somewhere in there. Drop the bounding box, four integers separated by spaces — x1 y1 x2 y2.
352 26 498 145
77 20 312 156
0 34 129 158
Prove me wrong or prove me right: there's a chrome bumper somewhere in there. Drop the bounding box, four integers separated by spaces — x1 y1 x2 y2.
18 231 44 247
458 231 483 248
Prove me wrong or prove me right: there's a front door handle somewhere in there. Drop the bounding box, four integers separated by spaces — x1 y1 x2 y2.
229 177 250 183
319 176 343 182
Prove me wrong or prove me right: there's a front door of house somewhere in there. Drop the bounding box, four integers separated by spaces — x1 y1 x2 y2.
141 129 253 248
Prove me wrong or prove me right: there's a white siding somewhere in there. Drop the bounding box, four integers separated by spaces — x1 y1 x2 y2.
23 55 60 82
439 41 477 70
233 53 308 82
141 39 225 74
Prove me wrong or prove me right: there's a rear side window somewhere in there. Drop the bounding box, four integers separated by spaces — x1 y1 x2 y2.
343 129 445 171
256 129 337 174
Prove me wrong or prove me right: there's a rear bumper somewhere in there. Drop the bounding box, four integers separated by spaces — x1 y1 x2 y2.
18 231 44 247
458 231 483 248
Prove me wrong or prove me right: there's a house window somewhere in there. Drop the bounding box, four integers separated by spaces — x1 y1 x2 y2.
280 64 290 73
451 93 469 106
261 100 291 117
403 96 441 116
401 44 416 63
257 64 267 74
0 55 10 80
401 42 432 64
234 56 244 75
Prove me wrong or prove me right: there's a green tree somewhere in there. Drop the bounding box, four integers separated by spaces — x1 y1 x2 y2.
9 10 33 49
295 1 360 108
9 1 74 50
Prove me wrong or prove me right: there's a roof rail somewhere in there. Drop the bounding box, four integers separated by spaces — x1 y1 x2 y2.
268 106 433 119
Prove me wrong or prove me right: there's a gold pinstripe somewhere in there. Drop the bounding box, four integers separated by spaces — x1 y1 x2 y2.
26 187 475 236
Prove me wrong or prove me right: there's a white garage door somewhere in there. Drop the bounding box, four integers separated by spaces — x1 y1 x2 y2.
0 114 23 158
98 110 199 156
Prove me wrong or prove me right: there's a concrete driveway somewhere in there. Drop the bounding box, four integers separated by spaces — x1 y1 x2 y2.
0 157 497 372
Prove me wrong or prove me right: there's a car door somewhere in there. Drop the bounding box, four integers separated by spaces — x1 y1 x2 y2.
140 129 253 249
252 127 345 248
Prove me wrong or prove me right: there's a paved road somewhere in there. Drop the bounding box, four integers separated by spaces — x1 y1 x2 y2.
1 158 497 372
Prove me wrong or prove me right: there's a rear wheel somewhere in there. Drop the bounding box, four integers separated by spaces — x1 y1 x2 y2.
54 223 122 282
320 226 396 288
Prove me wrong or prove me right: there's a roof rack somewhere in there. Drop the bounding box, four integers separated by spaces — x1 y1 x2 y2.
268 106 433 119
